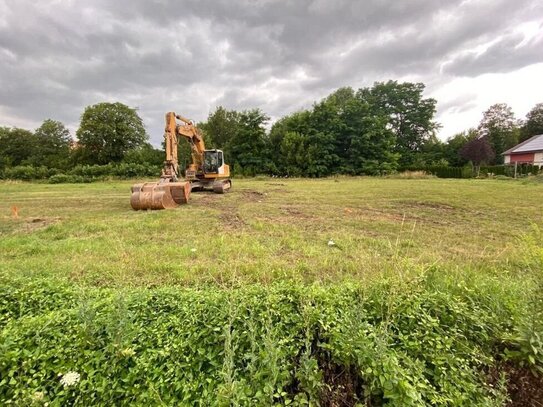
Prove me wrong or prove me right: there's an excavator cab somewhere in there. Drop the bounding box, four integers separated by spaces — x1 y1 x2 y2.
203 149 224 174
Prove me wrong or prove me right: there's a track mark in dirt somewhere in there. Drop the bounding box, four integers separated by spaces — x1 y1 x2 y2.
239 190 267 202
280 205 315 220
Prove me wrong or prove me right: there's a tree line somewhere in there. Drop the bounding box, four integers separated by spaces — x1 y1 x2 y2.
1 81 542 177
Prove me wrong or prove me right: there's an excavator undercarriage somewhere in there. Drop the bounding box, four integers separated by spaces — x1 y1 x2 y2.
130 112 231 210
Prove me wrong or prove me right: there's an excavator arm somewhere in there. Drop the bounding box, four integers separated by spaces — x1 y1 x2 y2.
130 111 231 210
170 113 206 173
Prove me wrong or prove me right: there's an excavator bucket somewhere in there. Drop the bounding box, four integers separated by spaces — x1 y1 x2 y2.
130 181 191 210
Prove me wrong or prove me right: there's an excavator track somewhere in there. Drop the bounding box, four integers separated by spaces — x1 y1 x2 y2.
130 181 191 210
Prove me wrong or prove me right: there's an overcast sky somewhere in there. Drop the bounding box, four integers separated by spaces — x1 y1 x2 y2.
1 0 542 146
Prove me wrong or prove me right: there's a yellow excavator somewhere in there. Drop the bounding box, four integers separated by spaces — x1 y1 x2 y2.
130 112 231 210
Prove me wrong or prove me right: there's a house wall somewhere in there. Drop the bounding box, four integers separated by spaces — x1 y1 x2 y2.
504 155 510 164
535 152 543 165
509 153 535 163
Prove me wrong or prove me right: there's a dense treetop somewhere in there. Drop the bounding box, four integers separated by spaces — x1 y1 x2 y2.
0 85 540 175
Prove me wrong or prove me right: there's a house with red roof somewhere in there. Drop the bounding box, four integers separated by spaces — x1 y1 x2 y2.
502 134 543 167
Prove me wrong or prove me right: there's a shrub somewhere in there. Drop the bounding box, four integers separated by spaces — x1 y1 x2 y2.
1 163 161 182
1 165 53 180
48 174 91 184
1 265 540 405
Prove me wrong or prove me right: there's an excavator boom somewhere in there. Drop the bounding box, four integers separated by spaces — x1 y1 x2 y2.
130 111 231 210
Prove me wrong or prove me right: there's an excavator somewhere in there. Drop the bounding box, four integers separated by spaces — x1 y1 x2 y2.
130 112 231 210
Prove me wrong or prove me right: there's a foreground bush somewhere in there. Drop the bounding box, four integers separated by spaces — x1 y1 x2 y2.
1 265 541 406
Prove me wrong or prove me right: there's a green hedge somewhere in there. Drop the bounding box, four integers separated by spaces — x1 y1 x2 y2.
0 268 541 406
0 163 160 183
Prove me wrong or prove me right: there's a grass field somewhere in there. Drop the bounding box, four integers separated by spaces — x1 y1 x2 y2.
1 177 543 406
1 177 541 287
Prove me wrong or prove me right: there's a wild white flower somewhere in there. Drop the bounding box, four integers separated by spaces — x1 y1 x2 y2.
60 371 80 387
190 248 197 253
327 239 335 247
32 391 45 401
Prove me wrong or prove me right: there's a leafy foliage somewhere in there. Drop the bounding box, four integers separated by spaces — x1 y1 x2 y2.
0 163 160 182
32 119 73 168
1 96 542 178
229 109 271 176
361 81 438 166
76 102 148 165
520 103 543 142
1 268 540 406
460 136 495 175
478 104 519 164
0 127 38 168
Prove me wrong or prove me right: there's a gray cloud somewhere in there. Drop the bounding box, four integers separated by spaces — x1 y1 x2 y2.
0 0 542 144
443 29 543 76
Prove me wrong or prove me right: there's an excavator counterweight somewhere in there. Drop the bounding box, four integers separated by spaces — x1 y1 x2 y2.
130 112 230 210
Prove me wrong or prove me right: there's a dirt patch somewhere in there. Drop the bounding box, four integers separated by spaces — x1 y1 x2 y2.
487 362 543 406
22 217 61 232
280 205 315 220
240 190 267 202
194 193 218 207
504 365 543 406
219 210 246 229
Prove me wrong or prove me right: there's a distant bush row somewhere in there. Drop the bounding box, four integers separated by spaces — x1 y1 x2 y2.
1 163 541 183
0 163 161 183
401 165 541 179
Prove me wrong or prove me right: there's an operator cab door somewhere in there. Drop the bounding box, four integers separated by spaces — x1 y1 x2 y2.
203 150 226 175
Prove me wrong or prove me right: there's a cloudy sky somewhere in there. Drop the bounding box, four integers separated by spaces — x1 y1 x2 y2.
1 0 542 145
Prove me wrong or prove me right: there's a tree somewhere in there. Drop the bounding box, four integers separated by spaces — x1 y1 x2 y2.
0 126 37 168
340 90 398 174
363 81 438 166
199 106 240 150
32 119 72 168
442 129 478 167
478 103 519 163
279 131 307 176
228 109 270 175
122 143 164 166
460 137 495 176
76 102 147 164
520 103 543 142
269 111 312 175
